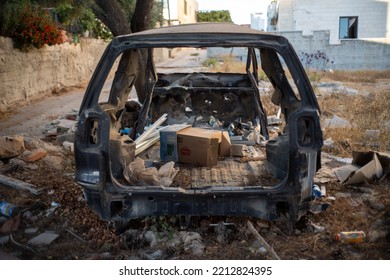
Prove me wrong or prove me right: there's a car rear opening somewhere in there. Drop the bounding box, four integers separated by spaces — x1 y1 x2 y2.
75 24 323 226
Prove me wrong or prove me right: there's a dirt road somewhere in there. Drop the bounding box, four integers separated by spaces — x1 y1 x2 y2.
0 48 207 137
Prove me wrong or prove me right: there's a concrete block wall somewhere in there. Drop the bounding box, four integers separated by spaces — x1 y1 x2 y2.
0 37 108 113
206 31 390 70
274 31 390 70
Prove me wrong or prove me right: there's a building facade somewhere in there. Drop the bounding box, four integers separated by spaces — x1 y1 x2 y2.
268 0 390 69
163 0 198 25
251 13 266 31
276 0 390 44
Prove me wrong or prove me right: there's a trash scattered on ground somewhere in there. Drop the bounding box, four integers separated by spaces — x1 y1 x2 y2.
309 221 325 233
24 228 38 235
0 135 25 159
143 249 163 260
0 235 10 245
334 151 390 185
335 231 366 243
45 202 60 217
27 231 60 246
317 82 359 95
43 111 78 138
231 144 262 158
0 216 20 234
62 141 74 152
248 239 268 255
312 185 322 199
0 174 42 195
123 158 179 187
210 222 235 244
0 201 20 217
247 220 280 260
179 231 204 256
22 148 47 163
324 114 351 128
309 202 330 214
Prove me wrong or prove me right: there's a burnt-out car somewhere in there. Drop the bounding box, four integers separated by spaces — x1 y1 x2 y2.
75 23 323 227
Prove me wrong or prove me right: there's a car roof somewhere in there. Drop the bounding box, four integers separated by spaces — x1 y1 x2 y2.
113 23 287 47
130 22 267 36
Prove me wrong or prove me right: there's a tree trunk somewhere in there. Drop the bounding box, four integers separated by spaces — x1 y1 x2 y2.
93 0 154 103
131 0 154 33
93 0 131 36
131 0 154 103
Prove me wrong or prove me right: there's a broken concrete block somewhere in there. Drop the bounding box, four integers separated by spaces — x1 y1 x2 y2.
0 216 21 234
56 119 76 133
0 235 9 245
0 135 25 159
231 144 246 157
324 114 350 128
24 228 39 235
22 148 48 163
56 133 75 144
231 144 262 158
27 231 59 246
0 249 19 260
62 141 74 152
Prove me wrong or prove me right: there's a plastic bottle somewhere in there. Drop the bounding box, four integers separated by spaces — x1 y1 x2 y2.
0 201 20 218
335 231 366 243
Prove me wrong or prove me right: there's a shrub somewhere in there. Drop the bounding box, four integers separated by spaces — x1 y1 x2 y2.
14 4 62 51
0 0 29 37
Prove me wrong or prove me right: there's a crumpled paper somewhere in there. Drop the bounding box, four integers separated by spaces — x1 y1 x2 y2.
124 157 179 187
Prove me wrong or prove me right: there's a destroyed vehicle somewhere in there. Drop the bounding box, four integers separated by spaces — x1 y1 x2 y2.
75 23 323 227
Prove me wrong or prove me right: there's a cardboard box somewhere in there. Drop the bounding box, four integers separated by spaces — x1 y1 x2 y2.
335 151 390 185
177 127 222 167
219 131 231 157
159 124 190 162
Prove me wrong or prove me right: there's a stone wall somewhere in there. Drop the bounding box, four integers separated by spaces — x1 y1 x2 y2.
0 37 108 113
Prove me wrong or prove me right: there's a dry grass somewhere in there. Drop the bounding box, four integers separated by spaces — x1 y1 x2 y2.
322 70 390 83
203 57 390 155
319 90 390 155
204 55 269 80
217 56 246 73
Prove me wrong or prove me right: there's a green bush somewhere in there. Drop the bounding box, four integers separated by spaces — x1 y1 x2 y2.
0 0 63 51
0 0 30 37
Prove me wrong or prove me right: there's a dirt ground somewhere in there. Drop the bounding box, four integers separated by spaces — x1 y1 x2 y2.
0 73 389 260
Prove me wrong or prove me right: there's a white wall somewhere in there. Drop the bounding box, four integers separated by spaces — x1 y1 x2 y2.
251 13 266 31
163 0 198 24
277 0 390 44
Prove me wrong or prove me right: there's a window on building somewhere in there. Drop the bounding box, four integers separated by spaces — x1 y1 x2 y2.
184 0 188 15
339 17 358 39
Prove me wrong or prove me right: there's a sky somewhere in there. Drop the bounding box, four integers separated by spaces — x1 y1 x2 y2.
196 0 271 25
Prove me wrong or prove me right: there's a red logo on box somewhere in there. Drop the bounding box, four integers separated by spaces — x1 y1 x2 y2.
180 147 191 156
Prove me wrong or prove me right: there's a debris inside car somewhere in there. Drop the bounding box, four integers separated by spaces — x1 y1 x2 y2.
75 23 323 228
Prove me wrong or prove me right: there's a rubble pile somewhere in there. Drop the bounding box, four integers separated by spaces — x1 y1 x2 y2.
0 130 389 259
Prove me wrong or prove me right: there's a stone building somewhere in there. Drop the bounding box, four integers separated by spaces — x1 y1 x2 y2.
163 0 198 25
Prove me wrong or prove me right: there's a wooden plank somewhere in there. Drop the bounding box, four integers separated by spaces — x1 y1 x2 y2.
0 174 42 195
247 220 280 260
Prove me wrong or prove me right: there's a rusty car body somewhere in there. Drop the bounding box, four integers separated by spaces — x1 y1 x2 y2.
75 23 323 227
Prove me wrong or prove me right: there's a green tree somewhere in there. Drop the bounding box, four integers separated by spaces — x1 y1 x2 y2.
197 10 233 23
